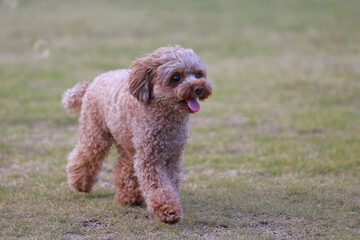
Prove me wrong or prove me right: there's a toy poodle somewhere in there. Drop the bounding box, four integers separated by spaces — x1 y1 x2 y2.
61 45 212 224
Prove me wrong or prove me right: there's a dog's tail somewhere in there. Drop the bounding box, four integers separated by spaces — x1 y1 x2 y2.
61 81 90 114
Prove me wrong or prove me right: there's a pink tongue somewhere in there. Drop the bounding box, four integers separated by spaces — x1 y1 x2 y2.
186 99 200 112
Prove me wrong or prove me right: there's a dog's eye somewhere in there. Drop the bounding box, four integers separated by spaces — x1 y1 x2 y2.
172 75 181 82
195 73 202 78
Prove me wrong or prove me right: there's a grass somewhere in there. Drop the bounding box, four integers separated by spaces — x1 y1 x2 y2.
0 0 359 239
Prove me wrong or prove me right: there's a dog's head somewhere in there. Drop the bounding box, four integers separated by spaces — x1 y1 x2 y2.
129 45 212 114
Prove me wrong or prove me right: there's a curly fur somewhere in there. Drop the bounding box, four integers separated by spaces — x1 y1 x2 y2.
62 45 212 224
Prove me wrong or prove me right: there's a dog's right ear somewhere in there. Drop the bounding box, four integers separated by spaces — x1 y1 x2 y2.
129 59 153 103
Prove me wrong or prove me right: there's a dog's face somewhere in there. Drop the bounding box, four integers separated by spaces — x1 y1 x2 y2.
129 46 212 114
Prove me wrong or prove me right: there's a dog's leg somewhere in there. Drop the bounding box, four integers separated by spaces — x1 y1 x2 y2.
165 153 183 192
133 145 183 224
66 113 113 193
113 148 144 205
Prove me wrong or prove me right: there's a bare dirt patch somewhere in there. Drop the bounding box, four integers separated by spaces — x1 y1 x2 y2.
188 220 230 239
237 213 331 239
79 218 112 230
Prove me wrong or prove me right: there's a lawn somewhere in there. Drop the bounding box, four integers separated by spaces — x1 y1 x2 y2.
0 0 359 239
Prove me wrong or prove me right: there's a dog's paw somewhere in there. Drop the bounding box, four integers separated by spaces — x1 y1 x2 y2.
153 204 183 224
68 174 94 193
69 181 92 193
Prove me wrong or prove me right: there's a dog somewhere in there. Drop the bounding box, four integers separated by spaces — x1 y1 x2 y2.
61 45 212 224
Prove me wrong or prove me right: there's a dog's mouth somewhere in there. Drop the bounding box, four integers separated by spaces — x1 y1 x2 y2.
179 98 200 113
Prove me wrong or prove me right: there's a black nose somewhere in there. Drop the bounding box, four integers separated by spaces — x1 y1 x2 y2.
194 86 204 97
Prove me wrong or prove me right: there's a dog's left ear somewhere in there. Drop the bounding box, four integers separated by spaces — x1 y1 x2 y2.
129 59 153 103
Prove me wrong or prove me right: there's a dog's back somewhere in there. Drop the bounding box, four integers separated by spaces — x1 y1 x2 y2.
62 69 131 115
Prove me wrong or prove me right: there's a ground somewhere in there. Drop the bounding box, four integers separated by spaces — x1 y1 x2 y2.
0 0 359 239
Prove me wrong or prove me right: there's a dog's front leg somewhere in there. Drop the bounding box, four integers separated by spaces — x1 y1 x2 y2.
166 153 183 192
133 148 183 224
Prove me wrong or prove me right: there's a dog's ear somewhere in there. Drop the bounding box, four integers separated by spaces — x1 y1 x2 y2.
129 59 153 103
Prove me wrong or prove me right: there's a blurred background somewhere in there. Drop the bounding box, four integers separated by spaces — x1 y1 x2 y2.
0 0 359 238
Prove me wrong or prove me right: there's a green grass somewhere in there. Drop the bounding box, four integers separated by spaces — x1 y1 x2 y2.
1 0 360 239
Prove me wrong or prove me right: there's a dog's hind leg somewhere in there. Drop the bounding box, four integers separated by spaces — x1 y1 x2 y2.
66 109 113 193
113 147 144 205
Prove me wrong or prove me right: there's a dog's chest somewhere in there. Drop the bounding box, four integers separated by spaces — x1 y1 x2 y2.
153 117 189 152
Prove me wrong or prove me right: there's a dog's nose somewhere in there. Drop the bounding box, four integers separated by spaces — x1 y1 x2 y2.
194 86 203 97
